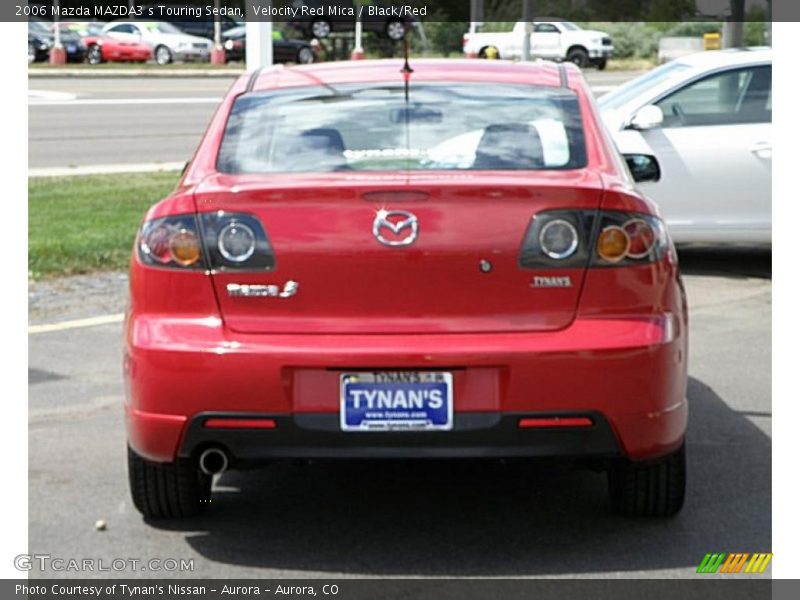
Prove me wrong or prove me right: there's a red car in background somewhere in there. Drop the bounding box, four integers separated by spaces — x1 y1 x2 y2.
62 21 152 64
125 59 688 520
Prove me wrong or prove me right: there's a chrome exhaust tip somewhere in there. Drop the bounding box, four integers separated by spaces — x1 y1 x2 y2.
198 447 229 476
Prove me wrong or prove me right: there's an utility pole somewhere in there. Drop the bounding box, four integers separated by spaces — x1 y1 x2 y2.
521 0 534 61
470 0 483 33
246 2 273 71
49 0 66 64
211 0 226 64
722 0 745 48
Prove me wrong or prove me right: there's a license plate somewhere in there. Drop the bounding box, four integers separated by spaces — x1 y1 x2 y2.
66 44 77 53
340 372 453 432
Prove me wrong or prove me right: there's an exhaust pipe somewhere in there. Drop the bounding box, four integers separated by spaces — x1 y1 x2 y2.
199 447 229 476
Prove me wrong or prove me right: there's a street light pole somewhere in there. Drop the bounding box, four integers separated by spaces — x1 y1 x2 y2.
521 0 534 61
210 0 226 64
49 0 66 64
246 18 273 70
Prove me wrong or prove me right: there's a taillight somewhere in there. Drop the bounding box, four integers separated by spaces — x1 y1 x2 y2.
591 212 667 266
138 215 203 269
200 211 275 271
518 210 596 269
137 212 275 271
519 210 667 269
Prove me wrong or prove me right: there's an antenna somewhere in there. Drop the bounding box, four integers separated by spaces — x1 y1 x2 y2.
400 27 414 103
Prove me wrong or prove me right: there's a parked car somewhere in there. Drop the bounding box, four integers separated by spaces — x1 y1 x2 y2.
28 19 87 63
61 21 152 64
125 59 688 520
101 20 212 65
599 48 771 245
222 27 315 64
463 20 613 69
288 0 410 40
28 20 52 63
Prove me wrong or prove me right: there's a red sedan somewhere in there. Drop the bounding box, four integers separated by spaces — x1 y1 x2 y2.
124 59 688 519
62 21 152 64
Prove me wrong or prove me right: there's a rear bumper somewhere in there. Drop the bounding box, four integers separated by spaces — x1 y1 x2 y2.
125 314 687 465
178 411 621 462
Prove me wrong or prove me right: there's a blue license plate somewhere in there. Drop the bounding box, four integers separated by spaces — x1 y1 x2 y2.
66 44 77 53
340 372 453 432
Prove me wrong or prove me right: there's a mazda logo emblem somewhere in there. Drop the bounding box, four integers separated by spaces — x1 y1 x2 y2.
372 209 418 247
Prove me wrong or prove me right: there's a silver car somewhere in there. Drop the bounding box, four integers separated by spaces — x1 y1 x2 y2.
599 48 771 246
102 20 212 64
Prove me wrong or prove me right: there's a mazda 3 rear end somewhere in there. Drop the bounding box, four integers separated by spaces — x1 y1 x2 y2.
124 60 688 519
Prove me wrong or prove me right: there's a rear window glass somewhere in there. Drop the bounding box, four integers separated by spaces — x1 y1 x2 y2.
217 83 587 173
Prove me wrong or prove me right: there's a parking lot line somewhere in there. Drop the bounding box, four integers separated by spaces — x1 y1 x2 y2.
28 97 222 106
29 162 186 177
29 313 124 335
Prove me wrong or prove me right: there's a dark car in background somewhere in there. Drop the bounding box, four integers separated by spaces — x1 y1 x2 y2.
28 20 52 63
223 27 316 64
288 0 410 40
28 19 87 63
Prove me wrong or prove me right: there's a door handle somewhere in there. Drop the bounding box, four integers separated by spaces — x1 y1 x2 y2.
750 142 772 159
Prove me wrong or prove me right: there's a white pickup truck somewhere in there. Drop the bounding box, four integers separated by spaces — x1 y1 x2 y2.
463 21 614 69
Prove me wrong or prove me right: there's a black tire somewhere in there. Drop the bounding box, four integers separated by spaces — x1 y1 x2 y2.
385 19 406 41
566 46 589 68
87 45 103 65
154 45 172 65
608 443 686 517
478 45 500 60
594 58 607 70
128 446 211 519
310 19 331 39
296 46 315 64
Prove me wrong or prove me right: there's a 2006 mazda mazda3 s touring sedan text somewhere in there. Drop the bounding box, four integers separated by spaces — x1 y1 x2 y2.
124 59 688 519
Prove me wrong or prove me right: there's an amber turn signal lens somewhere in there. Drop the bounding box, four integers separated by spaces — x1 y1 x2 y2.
596 226 630 263
169 229 202 266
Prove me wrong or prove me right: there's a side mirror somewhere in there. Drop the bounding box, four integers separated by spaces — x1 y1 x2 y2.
624 153 661 183
627 105 664 131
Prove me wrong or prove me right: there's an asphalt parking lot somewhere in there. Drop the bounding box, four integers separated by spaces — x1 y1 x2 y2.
27 249 771 578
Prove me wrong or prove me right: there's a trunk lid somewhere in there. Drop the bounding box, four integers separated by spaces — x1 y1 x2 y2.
195 172 603 334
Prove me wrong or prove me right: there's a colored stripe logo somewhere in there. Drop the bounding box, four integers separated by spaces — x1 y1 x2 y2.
697 553 772 574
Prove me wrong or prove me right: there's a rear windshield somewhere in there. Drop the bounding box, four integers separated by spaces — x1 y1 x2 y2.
217 83 587 173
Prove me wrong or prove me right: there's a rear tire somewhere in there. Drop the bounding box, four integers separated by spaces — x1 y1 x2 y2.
154 45 172 65
608 444 686 517
296 46 315 64
478 45 500 59
128 446 211 519
87 45 103 65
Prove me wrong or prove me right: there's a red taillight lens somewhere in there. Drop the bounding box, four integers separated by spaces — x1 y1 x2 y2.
623 218 656 259
138 215 204 269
